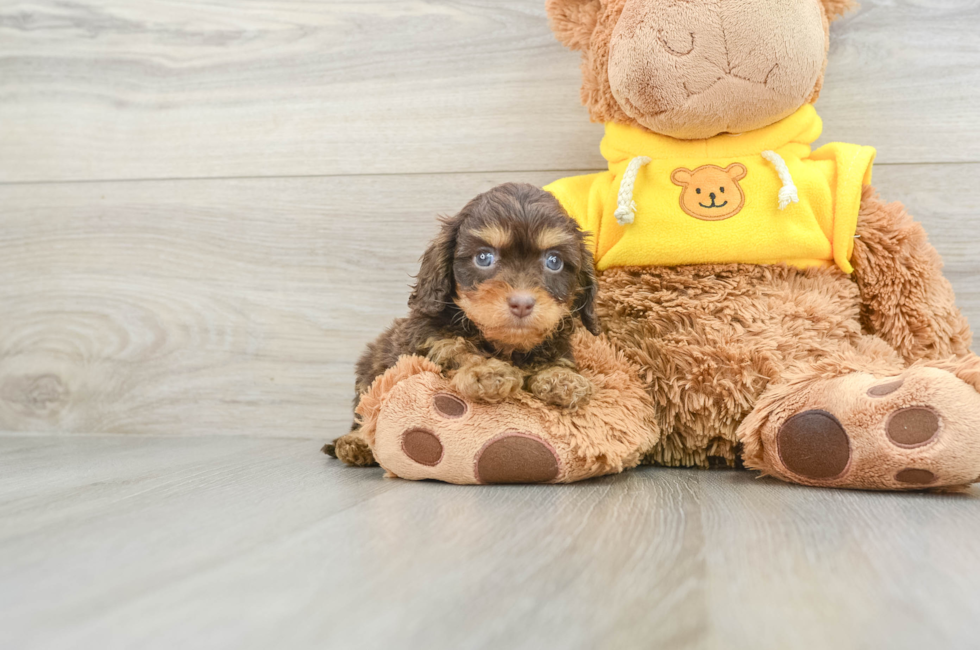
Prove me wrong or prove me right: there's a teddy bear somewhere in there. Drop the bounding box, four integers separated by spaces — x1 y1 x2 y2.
331 0 980 490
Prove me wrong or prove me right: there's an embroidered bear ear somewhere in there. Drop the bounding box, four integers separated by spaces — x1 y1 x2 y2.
724 163 748 182
819 0 858 22
670 168 693 187
546 0 603 52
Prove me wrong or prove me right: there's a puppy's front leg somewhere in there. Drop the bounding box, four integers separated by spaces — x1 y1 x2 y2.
425 337 478 370
451 357 524 404
528 364 593 410
425 337 522 403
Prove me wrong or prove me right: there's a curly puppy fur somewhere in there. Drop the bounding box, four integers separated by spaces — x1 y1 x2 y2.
325 183 600 466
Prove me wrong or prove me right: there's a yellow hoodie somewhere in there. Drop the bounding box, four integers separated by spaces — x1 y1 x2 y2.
545 105 875 273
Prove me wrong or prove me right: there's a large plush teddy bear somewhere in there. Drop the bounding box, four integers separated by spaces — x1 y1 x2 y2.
333 0 980 490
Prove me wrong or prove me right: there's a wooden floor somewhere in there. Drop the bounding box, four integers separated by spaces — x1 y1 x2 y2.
1 1 979 648
3 434 980 650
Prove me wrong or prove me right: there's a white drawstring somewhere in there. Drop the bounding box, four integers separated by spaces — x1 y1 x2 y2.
613 156 651 225
761 150 799 210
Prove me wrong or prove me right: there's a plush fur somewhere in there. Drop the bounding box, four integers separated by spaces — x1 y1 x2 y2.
849 188 972 363
821 0 859 20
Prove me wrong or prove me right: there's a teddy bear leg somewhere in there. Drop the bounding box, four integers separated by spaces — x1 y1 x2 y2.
358 332 658 485
740 349 980 490
370 373 655 484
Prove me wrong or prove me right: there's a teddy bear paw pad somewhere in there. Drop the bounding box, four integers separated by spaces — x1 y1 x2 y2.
885 407 940 448
401 428 444 467
776 410 851 480
433 393 467 418
895 468 936 486
867 378 904 397
475 433 560 484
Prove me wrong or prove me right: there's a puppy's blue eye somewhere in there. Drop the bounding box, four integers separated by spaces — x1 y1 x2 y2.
474 251 495 268
545 254 563 272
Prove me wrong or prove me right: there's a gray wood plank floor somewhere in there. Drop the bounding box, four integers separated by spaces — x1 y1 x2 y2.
1 0 980 647
2 434 979 650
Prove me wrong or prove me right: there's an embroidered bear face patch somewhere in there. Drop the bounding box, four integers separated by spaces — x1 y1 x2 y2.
671 163 748 221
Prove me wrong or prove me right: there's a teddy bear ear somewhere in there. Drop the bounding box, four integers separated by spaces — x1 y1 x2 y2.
725 163 748 181
670 168 692 186
546 0 603 52
819 0 859 21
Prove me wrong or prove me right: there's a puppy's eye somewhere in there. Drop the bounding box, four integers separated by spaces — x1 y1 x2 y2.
696 188 702 194
474 250 496 268
544 253 563 272
720 187 725 193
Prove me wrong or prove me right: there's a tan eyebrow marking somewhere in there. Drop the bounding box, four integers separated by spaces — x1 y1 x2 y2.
535 227 574 250
474 225 512 249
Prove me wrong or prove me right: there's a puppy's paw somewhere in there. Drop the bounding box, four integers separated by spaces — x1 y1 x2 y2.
528 367 593 410
330 433 378 467
426 337 477 370
451 358 524 403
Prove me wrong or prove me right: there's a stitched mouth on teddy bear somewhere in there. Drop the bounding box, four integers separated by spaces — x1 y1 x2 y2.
698 189 728 210
699 199 728 209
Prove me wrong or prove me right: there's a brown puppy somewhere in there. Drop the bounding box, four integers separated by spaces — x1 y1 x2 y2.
324 182 600 467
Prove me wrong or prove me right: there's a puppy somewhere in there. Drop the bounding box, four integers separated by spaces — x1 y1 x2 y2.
324 182 600 467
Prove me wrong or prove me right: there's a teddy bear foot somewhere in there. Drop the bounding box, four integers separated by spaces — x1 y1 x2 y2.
751 367 980 490
354 334 658 485
372 374 565 484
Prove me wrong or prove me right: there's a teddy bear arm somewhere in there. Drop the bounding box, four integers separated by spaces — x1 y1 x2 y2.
850 186 973 363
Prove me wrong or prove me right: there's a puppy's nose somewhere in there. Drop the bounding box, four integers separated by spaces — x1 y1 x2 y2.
709 192 716 201
508 293 536 319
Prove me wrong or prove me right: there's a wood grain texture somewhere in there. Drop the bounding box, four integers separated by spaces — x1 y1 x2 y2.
0 167 976 438
2 0 980 183
1 433 979 650
0 171 548 437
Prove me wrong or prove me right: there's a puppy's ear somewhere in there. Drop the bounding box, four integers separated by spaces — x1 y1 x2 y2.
819 0 858 21
546 0 602 52
408 214 461 317
573 245 601 335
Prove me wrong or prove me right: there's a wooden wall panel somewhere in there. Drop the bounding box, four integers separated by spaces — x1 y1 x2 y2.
0 166 975 437
1 0 979 183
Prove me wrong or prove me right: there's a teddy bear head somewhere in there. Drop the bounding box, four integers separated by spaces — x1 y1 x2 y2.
546 0 857 140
